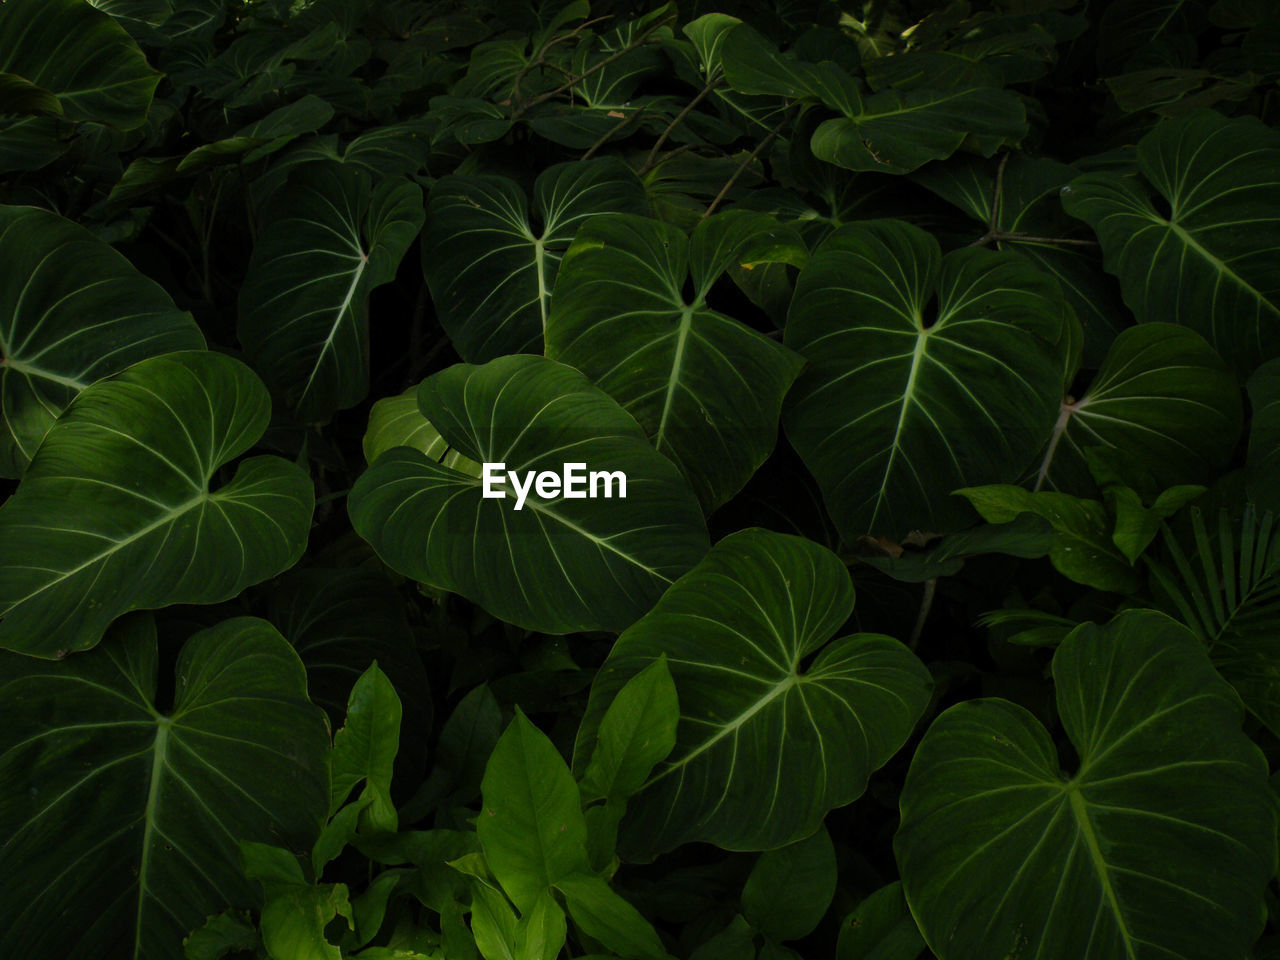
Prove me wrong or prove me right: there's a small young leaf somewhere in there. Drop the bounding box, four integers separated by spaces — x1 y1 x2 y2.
579 656 678 804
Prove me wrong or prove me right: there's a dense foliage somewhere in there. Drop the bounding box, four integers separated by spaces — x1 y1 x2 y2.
2 0 1279 957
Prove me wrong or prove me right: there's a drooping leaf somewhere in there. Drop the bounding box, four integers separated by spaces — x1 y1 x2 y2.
1063 110 1280 375
0 0 161 127
741 826 837 942
361 383 480 473
547 210 806 510
1030 323 1242 497
809 77 1027 175
0 205 205 477
576 528 931 857
238 161 424 422
556 873 670 960
0 351 314 657
895 609 1276 960
348 355 708 635
835 883 924 960
478 710 589 914
784 219 1068 540
0 615 330 960
422 158 649 361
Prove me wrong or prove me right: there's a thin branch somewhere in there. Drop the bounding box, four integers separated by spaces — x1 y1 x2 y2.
639 69 723 174
702 106 794 219
509 15 611 103
581 106 648 160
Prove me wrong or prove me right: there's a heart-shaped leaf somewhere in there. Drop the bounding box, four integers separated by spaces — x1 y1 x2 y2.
0 205 205 476
0 614 330 960
1063 110 1280 375
422 158 649 361
348 354 708 635
546 210 806 510
1031 323 1242 496
783 219 1068 540
0 0 161 128
238 161 424 423
0 351 314 657
575 528 931 857
895 609 1276 960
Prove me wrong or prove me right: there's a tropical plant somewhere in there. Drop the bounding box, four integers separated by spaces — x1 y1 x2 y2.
1 0 1279 958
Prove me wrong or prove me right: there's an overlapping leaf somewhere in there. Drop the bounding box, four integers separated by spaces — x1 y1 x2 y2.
0 615 330 960
239 160 424 422
0 0 161 128
1031 323 1241 496
0 205 204 476
784 219 1068 540
896 610 1275 960
0 351 314 657
348 355 708 635
423 158 649 361
575 529 931 857
1063 110 1280 375
546 210 806 510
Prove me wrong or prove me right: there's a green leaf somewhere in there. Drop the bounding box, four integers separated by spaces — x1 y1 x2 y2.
348 355 709 635
471 880 520 960
546 210 805 510
331 662 402 832
0 0 161 127
810 80 1026 175
1246 358 1280 511
422 158 649 361
0 615 330 960
183 909 260 960
1063 110 1280 375
835 883 924 960
514 890 568 960
556 873 670 960
178 95 335 172
259 880 353 960
1106 483 1205 563
956 485 1139 592
239 161 424 422
579 657 678 805
895 609 1276 960
1031 323 1242 496
689 916 756 960
478 710 589 914
741 826 836 942
0 205 205 476
0 351 314 657
1148 504 1280 737
576 528 931 857
0 72 63 117
784 219 1068 540
362 383 481 473
1097 0 1208 72
858 514 1054 583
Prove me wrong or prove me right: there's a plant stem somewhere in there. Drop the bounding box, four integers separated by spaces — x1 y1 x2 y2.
909 577 936 652
639 70 723 174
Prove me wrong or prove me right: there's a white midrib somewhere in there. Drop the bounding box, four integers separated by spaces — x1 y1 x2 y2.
1067 787 1138 959
133 718 171 960
871 328 928 527
299 251 369 402
655 305 696 450
642 672 800 789
0 355 88 389
1165 220 1280 317
534 238 549 333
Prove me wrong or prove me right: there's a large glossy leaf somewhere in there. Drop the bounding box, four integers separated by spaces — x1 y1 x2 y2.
348 355 708 635
809 76 1026 175
0 0 161 127
1031 323 1242 496
422 158 649 361
0 205 205 477
238 161 424 423
783 219 1068 541
0 615 330 960
1063 110 1280 375
895 609 1276 960
0 351 314 657
575 529 931 857
546 210 806 510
